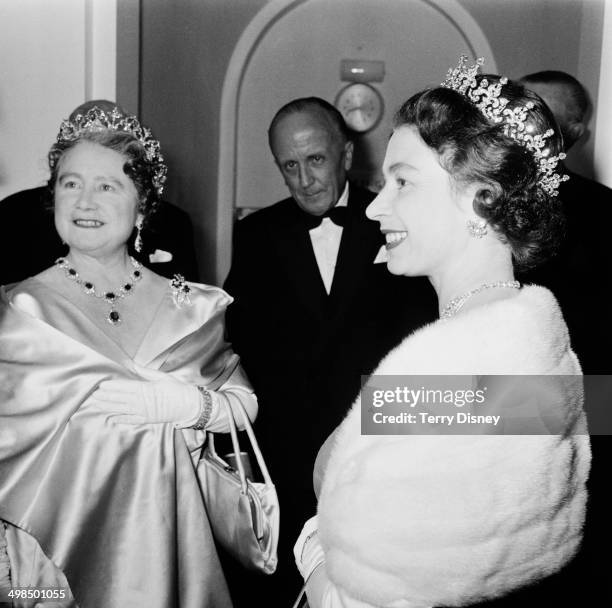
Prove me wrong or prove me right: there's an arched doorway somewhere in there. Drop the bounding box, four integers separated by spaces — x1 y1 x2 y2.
217 0 496 281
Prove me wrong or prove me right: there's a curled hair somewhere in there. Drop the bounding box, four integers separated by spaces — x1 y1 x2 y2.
394 77 565 269
47 130 161 224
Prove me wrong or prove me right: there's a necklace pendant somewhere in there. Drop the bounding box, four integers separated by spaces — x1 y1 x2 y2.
56 256 141 327
108 309 121 325
441 280 521 320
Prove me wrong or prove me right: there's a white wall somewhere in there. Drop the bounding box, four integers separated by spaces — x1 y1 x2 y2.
0 0 116 200
594 0 612 188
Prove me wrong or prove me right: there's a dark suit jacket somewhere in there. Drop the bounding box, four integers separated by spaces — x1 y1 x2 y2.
515 170 611 608
223 184 436 604
223 185 436 585
518 171 612 374
0 186 199 285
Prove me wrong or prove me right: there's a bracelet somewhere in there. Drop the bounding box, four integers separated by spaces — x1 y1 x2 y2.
192 387 213 430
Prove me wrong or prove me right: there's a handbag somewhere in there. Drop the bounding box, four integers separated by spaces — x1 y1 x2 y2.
292 585 309 608
198 396 279 574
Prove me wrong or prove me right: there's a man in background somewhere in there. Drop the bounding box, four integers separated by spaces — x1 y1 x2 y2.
0 100 198 285
223 97 436 603
520 70 611 607
519 71 612 374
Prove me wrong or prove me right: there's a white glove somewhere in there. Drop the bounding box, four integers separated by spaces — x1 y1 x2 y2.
91 377 205 428
294 515 325 582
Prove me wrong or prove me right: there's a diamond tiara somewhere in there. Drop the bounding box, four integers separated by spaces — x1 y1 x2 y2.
54 106 167 196
441 55 568 197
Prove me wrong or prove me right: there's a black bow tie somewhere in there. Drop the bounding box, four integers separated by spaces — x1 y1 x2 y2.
300 206 349 229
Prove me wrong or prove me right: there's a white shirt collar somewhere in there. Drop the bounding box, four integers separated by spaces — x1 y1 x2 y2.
308 182 349 294
335 182 349 208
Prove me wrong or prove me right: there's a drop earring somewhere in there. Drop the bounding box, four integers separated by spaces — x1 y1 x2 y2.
466 218 487 238
134 217 144 252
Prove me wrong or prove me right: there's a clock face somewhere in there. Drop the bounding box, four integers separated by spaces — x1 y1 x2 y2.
335 83 384 133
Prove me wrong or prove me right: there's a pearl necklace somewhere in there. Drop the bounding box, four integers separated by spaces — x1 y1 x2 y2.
440 280 521 320
55 256 143 326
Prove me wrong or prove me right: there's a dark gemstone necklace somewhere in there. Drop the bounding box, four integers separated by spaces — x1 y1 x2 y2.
55 256 143 326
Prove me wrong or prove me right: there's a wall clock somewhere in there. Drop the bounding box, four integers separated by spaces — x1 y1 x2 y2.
335 83 384 133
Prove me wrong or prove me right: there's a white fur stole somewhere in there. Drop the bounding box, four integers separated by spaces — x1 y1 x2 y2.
317 286 590 607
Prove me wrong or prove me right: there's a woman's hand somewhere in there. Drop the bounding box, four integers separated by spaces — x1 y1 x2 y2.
295 520 422 607
90 377 206 428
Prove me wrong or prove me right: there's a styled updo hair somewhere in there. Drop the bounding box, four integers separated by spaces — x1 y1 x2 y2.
47 129 161 224
394 75 566 269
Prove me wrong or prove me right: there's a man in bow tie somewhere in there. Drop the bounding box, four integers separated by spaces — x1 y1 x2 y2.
223 97 436 604
518 71 612 606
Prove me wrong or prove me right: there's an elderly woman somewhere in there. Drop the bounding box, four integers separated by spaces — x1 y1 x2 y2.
0 107 255 607
293 58 590 608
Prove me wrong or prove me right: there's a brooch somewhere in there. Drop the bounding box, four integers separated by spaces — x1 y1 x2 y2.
170 274 192 307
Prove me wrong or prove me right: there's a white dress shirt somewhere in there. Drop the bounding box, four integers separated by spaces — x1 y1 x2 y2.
309 183 349 294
